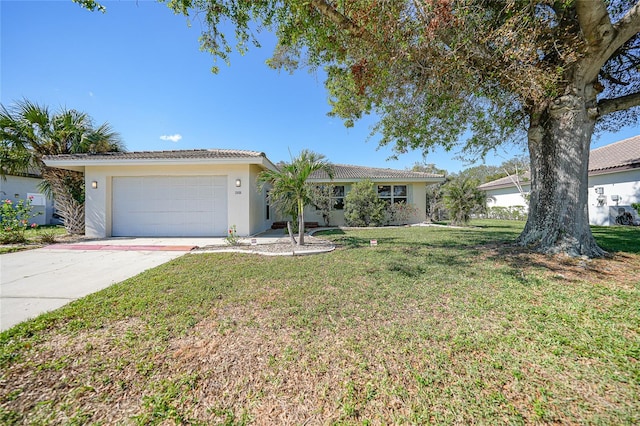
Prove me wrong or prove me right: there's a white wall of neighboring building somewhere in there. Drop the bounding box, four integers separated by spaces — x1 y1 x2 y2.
0 175 54 225
588 169 640 225
482 169 640 226
485 184 530 209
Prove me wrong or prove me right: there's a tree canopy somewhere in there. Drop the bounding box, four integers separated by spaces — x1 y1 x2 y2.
75 0 640 256
257 149 333 245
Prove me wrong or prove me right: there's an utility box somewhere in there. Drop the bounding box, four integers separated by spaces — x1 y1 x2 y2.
610 206 640 226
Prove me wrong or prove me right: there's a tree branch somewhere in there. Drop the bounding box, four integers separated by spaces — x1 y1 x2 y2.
575 0 614 49
608 2 640 55
577 1 640 83
598 90 640 116
310 0 374 43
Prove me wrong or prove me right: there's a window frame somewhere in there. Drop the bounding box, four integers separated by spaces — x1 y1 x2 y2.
378 184 408 205
332 185 345 210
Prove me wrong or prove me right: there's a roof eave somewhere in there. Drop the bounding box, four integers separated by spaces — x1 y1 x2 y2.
43 156 276 171
588 162 640 176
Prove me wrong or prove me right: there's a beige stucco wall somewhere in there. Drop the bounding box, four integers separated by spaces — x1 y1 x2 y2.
84 164 270 238
248 164 272 234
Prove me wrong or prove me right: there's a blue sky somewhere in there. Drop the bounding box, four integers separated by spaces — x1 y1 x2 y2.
1 0 638 173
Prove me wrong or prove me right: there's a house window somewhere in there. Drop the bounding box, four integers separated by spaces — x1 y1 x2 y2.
333 185 345 210
378 185 407 204
313 185 345 210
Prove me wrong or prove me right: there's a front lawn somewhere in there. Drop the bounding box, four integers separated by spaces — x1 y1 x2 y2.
1 220 639 424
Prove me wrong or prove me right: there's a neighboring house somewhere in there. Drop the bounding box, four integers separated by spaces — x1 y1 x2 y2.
306 164 445 226
43 149 445 237
0 172 54 226
478 135 640 225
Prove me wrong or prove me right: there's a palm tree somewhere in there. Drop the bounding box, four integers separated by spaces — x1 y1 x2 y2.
0 100 124 234
258 150 333 246
444 177 486 226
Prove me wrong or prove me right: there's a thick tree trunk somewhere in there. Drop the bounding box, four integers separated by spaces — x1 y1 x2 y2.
518 90 606 258
42 167 85 235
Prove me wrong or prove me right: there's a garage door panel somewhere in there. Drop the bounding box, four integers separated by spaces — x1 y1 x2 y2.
112 176 227 237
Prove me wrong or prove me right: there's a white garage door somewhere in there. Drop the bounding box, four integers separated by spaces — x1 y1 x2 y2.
112 176 227 237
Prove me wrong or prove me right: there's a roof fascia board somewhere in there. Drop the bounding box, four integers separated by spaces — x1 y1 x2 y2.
588 163 640 175
479 182 532 191
308 177 445 184
44 156 275 170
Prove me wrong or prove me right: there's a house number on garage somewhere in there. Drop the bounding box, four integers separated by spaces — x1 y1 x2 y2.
235 190 242 195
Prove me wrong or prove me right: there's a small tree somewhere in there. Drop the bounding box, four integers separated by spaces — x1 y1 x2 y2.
309 184 334 226
444 177 486 226
258 150 333 245
344 180 386 227
425 179 450 222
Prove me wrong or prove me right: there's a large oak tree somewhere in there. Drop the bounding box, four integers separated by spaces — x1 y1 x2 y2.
78 0 640 256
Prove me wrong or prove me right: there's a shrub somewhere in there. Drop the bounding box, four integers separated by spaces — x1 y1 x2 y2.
38 228 58 244
0 198 40 244
309 184 334 226
487 206 528 221
344 180 386 227
385 201 419 225
632 203 640 215
444 177 486 225
225 225 240 246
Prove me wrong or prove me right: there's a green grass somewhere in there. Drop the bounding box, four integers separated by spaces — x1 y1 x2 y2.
591 225 640 253
0 225 67 254
1 220 639 424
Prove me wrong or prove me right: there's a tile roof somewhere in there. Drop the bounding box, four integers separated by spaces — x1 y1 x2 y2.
309 164 444 180
43 149 266 161
477 173 531 190
479 135 640 190
589 134 640 173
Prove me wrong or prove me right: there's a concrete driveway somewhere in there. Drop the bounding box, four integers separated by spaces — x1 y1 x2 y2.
0 238 222 332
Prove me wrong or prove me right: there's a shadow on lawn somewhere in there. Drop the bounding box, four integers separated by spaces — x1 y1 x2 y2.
318 228 520 250
591 226 640 254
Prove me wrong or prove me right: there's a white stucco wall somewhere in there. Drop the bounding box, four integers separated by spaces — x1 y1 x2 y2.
482 169 640 226
588 169 640 225
84 164 270 238
0 175 54 225
485 185 531 209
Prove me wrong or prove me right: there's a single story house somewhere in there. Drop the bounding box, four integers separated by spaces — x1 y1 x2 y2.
43 149 445 238
0 172 54 226
306 164 445 226
478 135 640 225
